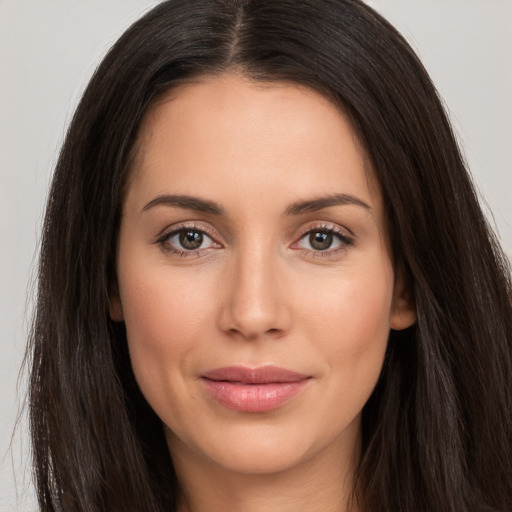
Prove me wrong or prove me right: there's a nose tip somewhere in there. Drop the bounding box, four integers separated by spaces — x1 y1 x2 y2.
220 306 284 339
217 255 291 340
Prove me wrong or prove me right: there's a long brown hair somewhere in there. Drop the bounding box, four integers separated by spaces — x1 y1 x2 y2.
28 1 512 511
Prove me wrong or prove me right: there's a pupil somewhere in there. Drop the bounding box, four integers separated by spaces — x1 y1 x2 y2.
179 230 203 250
310 231 332 250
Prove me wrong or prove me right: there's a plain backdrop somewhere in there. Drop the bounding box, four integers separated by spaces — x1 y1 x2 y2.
1 1 511 510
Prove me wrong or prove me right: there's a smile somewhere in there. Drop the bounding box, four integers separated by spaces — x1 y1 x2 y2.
200 366 312 413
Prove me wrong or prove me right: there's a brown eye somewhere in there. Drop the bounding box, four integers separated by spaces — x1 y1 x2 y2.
309 231 333 251
179 229 204 250
161 228 218 253
295 227 353 253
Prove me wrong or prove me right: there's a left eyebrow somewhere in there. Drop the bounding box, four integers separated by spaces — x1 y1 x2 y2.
284 193 371 216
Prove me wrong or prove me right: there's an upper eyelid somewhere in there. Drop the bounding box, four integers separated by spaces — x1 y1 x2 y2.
292 223 354 250
155 224 221 255
156 221 219 241
154 220 353 246
295 221 353 239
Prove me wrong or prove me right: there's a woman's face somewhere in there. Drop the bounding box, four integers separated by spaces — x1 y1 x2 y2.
111 74 415 479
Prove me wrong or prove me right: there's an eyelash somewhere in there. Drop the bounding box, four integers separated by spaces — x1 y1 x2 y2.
155 223 220 257
292 224 354 257
155 223 353 257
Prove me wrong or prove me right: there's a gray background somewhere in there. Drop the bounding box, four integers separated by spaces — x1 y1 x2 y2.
1 1 510 509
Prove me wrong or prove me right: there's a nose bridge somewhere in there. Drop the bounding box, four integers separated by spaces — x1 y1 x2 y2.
219 238 288 338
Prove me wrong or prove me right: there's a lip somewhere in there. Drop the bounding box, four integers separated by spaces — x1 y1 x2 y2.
200 365 311 412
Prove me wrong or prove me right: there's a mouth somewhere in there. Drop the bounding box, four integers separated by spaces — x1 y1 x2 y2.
200 365 312 413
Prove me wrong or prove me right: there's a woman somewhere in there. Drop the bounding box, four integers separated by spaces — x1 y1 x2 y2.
28 1 512 511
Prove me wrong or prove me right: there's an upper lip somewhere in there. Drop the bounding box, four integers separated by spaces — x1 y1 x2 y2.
201 365 310 384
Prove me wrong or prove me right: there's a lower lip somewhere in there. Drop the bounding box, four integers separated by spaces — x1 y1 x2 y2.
201 379 310 412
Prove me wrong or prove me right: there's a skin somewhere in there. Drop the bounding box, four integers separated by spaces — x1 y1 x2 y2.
111 74 416 512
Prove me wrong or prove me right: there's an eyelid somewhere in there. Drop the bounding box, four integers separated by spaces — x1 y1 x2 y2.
291 222 354 254
155 221 218 241
295 221 353 239
153 220 353 257
154 221 223 254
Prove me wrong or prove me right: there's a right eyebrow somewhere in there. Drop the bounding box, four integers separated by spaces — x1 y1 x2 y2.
142 194 225 216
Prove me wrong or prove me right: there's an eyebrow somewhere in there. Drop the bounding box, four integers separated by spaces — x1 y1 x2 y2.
142 194 225 215
284 193 371 216
142 192 371 216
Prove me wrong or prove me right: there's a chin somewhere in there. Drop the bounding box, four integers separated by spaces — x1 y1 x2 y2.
165 413 361 478
214 440 312 475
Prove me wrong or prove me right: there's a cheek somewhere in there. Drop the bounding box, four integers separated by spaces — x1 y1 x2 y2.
299 261 394 408
344 276 393 345
117 266 215 390
303 265 394 349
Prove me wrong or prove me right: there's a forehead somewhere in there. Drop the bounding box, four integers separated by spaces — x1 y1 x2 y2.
127 73 382 214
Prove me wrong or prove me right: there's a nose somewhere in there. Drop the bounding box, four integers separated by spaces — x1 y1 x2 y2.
217 245 291 340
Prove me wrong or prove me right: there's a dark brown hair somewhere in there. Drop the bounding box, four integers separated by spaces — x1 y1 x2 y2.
28 1 512 511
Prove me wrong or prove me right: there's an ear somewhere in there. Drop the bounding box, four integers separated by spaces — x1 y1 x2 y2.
108 281 124 322
390 271 416 330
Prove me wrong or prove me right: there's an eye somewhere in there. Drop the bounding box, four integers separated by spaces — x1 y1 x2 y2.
158 226 220 254
295 227 353 253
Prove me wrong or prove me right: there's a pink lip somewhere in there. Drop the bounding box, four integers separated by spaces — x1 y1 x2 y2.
200 366 311 412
